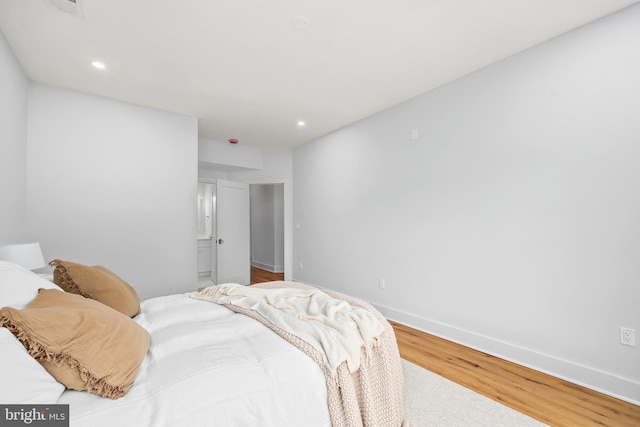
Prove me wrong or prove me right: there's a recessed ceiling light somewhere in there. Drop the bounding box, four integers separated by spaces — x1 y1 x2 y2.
91 61 106 70
292 16 310 31
297 121 306 127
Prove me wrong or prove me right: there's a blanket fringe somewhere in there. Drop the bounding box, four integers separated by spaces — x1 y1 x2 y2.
49 260 94 299
0 318 125 399
361 338 381 368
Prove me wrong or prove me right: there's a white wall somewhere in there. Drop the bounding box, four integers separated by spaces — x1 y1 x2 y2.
0 31 28 243
199 138 263 170
26 84 198 300
251 184 275 269
293 5 640 404
199 168 228 180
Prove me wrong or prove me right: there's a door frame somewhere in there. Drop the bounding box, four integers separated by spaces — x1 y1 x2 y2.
250 183 285 274
241 178 292 281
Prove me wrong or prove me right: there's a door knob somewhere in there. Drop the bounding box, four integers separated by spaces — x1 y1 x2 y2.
218 238 224 244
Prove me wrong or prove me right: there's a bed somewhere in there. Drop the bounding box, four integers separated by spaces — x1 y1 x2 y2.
0 260 408 427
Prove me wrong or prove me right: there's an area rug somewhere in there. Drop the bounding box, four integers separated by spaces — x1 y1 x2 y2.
402 359 548 426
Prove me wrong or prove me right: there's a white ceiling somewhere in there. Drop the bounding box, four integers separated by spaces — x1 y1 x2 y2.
1 0 638 150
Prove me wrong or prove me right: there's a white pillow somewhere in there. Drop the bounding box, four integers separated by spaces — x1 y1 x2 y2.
0 260 63 309
0 327 65 403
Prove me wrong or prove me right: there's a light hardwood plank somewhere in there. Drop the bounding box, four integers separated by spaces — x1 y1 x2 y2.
250 266 284 284
390 320 640 427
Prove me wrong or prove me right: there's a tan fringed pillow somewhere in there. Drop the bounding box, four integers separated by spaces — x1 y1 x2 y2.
50 259 141 317
0 289 150 399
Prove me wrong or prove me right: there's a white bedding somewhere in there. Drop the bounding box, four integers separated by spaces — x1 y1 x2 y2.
191 283 384 374
57 294 331 427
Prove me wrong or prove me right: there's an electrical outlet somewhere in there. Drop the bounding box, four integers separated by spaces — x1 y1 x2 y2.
298 262 303 270
620 327 636 347
379 278 385 290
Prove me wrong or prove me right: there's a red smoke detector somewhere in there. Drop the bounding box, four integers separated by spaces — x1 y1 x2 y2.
229 138 239 144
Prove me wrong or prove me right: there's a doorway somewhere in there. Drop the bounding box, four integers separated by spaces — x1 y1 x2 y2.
197 180 286 286
250 183 285 281
197 179 251 286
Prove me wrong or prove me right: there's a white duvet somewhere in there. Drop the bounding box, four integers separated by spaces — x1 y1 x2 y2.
58 294 331 427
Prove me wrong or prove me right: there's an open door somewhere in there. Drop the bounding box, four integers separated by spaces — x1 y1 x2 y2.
216 179 250 285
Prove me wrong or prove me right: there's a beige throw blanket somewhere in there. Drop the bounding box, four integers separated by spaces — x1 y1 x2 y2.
192 282 383 373
190 281 410 427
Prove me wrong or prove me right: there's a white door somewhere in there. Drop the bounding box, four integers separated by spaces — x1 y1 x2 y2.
216 179 250 285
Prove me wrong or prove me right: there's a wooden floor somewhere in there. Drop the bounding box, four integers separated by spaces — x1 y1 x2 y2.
248 269 639 425
250 266 284 284
391 321 640 427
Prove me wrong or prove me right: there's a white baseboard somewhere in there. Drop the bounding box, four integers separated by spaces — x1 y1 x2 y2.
372 302 640 406
251 261 284 273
